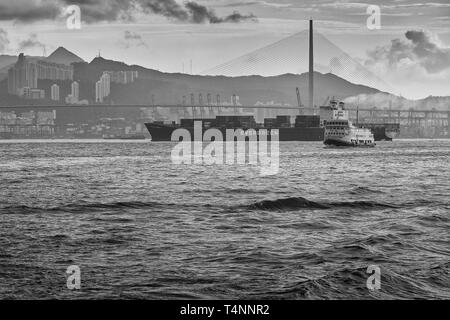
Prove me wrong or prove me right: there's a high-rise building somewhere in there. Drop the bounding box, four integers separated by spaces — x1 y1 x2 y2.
101 72 110 97
7 68 15 95
66 81 79 104
71 81 79 102
26 63 38 89
7 54 37 95
36 60 73 81
95 81 103 103
103 70 138 84
51 84 60 101
95 72 111 103
7 53 73 96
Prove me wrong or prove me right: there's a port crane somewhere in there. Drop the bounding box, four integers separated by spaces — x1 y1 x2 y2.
296 87 303 115
296 87 303 107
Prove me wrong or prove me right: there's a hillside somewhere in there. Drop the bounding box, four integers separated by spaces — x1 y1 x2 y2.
344 93 450 111
1 49 449 109
67 56 382 106
0 53 417 107
46 47 85 65
0 55 18 70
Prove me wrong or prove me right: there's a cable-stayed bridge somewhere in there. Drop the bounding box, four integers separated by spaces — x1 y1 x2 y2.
201 30 398 95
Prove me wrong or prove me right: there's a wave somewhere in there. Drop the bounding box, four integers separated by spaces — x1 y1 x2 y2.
1 196 444 215
349 186 384 195
0 201 175 214
252 262 450 299
248 197 329 210
247 196 399 211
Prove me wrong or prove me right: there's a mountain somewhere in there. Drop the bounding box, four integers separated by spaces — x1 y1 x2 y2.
0 55 18 70
68 56 381 106
344 93 450 112
0 55 18 81
0 54 383 107
46 47 84 65
1 50 448 109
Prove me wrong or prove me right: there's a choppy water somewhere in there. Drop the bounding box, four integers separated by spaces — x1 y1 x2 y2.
0 139 449 299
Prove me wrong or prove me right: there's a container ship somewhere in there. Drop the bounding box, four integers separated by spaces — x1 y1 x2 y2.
145 114 323 141
357 123 400 141
145 105 399 142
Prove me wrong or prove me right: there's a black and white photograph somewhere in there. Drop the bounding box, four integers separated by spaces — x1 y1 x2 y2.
0 0 449 308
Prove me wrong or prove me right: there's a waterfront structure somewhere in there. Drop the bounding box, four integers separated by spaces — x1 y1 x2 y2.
0 110 56 137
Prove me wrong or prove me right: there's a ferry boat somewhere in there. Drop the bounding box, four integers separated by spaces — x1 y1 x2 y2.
324 100 375 147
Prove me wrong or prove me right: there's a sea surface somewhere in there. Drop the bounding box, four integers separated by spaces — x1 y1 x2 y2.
0 139 449 299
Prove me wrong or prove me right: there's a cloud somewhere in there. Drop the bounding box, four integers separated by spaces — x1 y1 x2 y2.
182 1 257 23
123 30 149 48
0 28 10 53
0 0 257 24
139 0 257 24
404 30 450 73
218 11 258 23
17 34 46 52
365 30 450 74
124 30 143 40
363 30 450 98
63 0 134 23
139 0 189 21
0 0 61 22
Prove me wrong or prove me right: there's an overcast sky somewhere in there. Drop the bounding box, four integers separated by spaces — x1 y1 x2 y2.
0 0 449 99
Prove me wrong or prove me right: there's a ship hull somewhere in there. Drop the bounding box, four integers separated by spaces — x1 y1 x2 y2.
324 138 375 147
145 123 398 142
145 123 324 141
